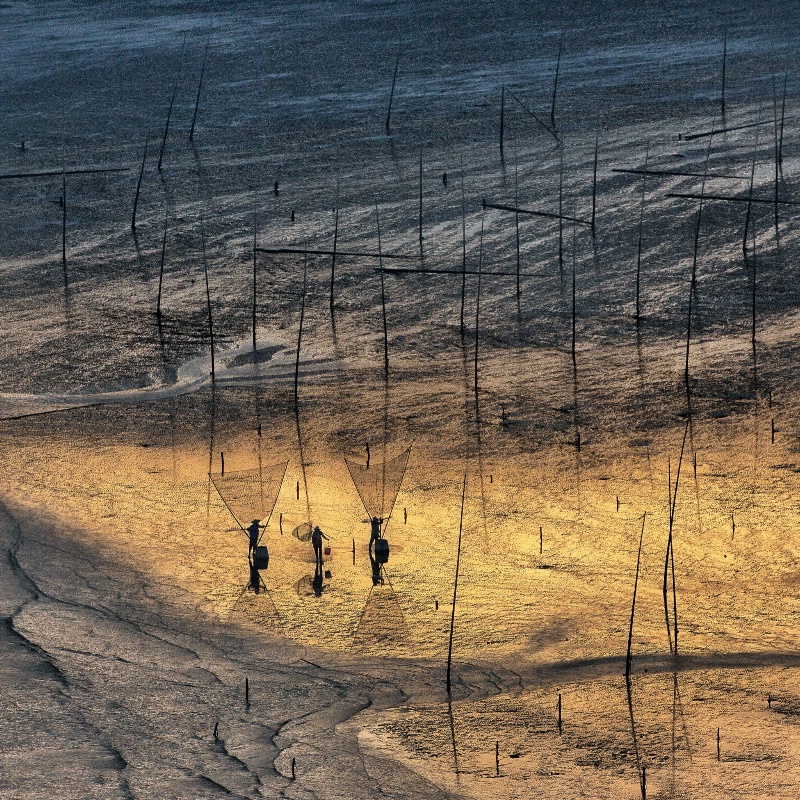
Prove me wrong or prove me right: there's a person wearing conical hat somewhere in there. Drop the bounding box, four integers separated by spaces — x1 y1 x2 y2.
311 525 329 567
247 519 264 557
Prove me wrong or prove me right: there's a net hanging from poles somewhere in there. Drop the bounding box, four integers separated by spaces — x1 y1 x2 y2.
344 446 411 521
210 460 288 530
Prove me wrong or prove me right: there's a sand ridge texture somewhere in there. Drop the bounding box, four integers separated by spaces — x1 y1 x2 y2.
3 0 800 797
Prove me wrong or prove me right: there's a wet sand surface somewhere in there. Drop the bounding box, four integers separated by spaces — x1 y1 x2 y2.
3 1 800 797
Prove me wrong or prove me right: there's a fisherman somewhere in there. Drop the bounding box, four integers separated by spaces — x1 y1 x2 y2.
311 525 329 566
369 516 385 550
247 518 264 557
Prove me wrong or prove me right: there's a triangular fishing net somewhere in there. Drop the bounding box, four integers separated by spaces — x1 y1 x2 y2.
210 460 288 530
351 584 411 654
345 447 411 520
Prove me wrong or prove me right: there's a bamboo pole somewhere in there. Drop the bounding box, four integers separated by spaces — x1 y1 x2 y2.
189 42 209 143
626 513 646 679
590 132 599 234
294 249 308 411
499 86 505 159
131 137 148 232
504 88 559 142
721 28 727 118
483 199 591 225
61 166 67 284
329 202 339 315
385 47 401 135
418 148 424 258
460 161 467 338
635 146 649 324
201 217 215 381
252 218 258 353
446 473 468 695
474 212 484 400
376 203 389 382
551 34 562 131
158 77 179 173
156 208 168 318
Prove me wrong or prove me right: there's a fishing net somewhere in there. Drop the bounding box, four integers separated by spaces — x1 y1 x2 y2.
210 460 288 530
351 583 410 654
345 446 411 520
291 522 313 542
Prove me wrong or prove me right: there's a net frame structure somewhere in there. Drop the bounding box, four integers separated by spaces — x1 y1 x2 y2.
344 446 411 525
209 459 289 540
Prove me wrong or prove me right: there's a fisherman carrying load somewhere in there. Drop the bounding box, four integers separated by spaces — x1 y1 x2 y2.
247 518 265 557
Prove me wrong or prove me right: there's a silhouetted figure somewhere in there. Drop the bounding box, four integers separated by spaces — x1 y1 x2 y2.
273 181 279 195
247 518 264 557
312 563 324 596
291 209 295 223
311 525 329 566
249 564 261 593
442 172 448 187
369 516 385 549
369 549 383 586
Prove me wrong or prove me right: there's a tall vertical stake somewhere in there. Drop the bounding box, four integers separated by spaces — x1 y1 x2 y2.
446 472 467 695
61 166 67 285
551 33 562 131
418 148 424 258
294 248 308 411
201 216 215 381
252 218 258 353
590 131 599 234
460 161 467 338
721 27 727 118
499 86 505 159
131 137 148 232
158 76 179 173
385 46 401 135
376 203 389 382
626 512 646 678
189 42 209 143
330 202 339 315
157 208 168 318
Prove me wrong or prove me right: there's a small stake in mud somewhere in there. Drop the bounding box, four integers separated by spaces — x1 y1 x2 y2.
352 538 355 565
366 442 370 468
641 764 647 799
539 526 543 554
717 727 721 760
771 418 775 443
495 741 500 775
557 693 562 734
296 481 300 501
291 757 296 779
245 677 250 709
731 513 735 539
220 452 224 475
404 507 407 523
768 693 772 709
